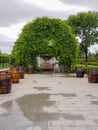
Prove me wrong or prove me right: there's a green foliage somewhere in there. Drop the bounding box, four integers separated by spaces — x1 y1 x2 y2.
77 52 98 66
67 11 98 64
0 63 10 69
88 62 98 66
0 53 9 64
0 53 10 68
76 64 98 73
12 17 78 72
95 53 98 63
88 52 96 61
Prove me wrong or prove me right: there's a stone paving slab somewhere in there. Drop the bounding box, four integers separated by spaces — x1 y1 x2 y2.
0 73 98 130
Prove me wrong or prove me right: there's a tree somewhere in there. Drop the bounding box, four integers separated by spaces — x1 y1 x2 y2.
0 53 9 64
96 53 98 64
67 11 98 65
12 17 78 72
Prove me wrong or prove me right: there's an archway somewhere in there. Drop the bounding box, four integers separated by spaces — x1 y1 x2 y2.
12 17 78 72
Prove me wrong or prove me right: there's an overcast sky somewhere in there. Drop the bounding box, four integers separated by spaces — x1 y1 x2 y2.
0 0 98 54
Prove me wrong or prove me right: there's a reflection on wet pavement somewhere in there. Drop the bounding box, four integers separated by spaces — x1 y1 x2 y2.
16 93 56 121
1 74 98 130
0 93 85 130
0 100 32 130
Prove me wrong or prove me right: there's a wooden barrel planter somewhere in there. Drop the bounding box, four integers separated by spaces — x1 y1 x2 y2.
28 65 33 74
88 68 98 83
10 68 20 83
0 72 12 94
76 67 84 77
16 66 24 79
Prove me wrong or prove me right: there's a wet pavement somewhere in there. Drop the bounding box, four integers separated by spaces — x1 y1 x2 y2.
0 73 98 130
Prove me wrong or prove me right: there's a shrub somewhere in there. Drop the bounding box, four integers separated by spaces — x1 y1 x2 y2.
88 62 97 66
76 64 98 74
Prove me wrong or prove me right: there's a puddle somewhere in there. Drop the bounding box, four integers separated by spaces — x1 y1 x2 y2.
85 94 98 99
59 74 76 78
0 93 84 130
94 120 98 124
16 93 84 121
33 87 51 91
16 93 56 121
33 80 38 83
58 82 62 84
0 93 56 130
54 93 77 97
91 101 98 105
0 100 32 130
85 94 93 97
1 101 12 116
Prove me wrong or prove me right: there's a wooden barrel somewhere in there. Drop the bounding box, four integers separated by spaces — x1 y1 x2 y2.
10 68 20 83
16 66 24 79
0 72 12 94
76 67 84 77
88 68 98 83
6 72 11 93
28 65 33 74
19 71 24 79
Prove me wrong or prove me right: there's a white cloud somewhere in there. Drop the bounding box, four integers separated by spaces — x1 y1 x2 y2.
24 0 90 12
60 0 98 11
0 39 14 54
0 0 98 54
0 23 25 40
24 0 69 11
89 44 98 54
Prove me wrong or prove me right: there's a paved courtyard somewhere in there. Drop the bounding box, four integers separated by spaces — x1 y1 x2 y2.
0 73 98 130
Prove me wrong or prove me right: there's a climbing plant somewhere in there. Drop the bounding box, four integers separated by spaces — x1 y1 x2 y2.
12 17 78 72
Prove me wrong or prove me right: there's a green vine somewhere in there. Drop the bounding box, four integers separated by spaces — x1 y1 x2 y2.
12 17 78 72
